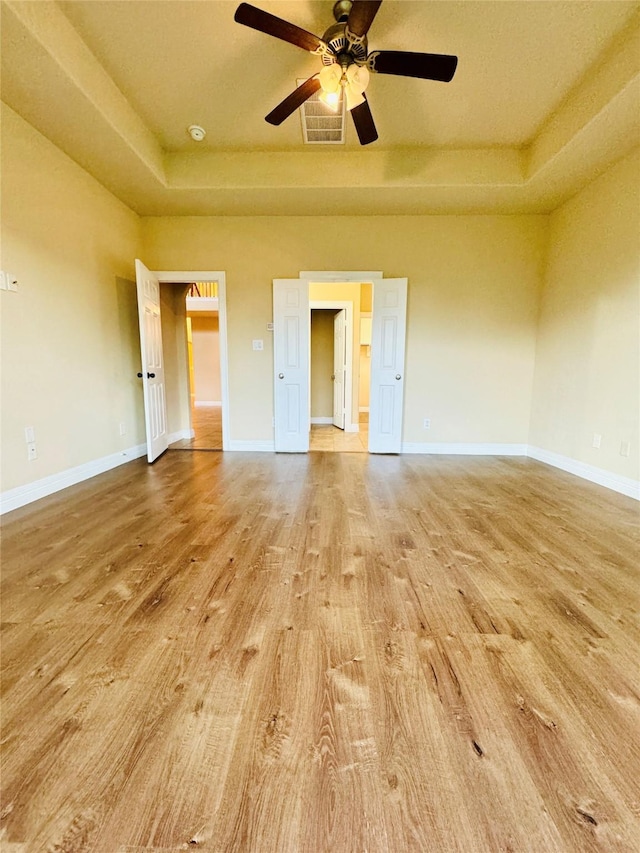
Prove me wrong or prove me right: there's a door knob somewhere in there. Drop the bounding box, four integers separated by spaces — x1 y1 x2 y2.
278 373 284 379
395 374 402 380
137 372 143 378
331 374 336 380
147 372 156 378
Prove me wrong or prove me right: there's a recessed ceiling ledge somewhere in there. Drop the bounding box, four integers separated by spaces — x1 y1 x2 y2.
164 148 526 191
4 0 166 184
526 13 640 179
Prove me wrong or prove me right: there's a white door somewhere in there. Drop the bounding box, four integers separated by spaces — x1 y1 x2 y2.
135 260 168 462
332 309 347 429
369 278 408 454
273 279 309 452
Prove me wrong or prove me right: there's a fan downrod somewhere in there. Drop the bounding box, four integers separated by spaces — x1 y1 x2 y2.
333 1 352 23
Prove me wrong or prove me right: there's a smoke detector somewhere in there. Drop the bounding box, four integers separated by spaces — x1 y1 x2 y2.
188 124 206 141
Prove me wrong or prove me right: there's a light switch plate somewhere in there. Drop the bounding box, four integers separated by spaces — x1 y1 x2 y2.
0 271 18 291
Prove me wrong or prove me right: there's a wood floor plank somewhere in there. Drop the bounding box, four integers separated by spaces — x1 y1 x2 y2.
1 451 638 851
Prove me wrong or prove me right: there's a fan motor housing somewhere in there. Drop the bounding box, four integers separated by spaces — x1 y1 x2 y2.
321 21 368 66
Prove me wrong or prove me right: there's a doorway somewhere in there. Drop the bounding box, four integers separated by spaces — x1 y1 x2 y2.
171 282 223 450
272 274 407 454
309 289 370 452
151 269 229 454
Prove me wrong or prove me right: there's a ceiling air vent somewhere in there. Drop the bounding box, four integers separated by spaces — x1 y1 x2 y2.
298 79 345 144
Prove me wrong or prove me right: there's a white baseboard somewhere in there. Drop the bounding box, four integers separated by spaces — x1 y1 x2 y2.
4 438 635 516
402 442 528 456
359 406 369 413
168 429 194 444
227 440 275 452
0 442 147 515
194 401 222 408
527 446 639 500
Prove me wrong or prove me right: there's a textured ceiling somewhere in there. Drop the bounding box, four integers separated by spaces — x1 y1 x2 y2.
2 0 639 214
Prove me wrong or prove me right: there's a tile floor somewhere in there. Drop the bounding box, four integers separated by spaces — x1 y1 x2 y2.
309 413 369 452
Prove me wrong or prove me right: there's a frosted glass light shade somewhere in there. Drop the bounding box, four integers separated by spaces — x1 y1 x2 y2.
346 63 370 94
345 86 365 111
319 63 342 94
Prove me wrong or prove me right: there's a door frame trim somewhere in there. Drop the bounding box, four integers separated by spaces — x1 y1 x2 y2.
301 271 383 282
155 270 229 451
310 300 355 432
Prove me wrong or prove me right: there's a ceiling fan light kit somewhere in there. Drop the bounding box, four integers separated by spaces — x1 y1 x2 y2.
234 0 458 146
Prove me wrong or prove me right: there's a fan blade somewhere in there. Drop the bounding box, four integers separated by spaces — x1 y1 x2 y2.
347 0 383 38
370 50 458 82
351 96 378 145
266 76 321 126
234 3 327 53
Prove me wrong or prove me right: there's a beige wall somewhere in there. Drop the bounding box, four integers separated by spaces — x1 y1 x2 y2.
1 104 143 492
142 215 547 445
3 100 636 501
361 283 372 313
5 99 637 505
310 310 335 419
359 284 372 410
359 345 371 410
190 314 221 404
530 148 640 480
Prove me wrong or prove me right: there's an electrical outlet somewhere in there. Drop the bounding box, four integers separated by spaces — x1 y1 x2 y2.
252 339 264 351
620 440 631 458
592 433 601 449
27 443 37 461
119 422 126 436
423 418 431 429
25 426 35 444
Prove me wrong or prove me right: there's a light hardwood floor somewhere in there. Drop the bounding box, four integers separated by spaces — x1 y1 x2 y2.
1 452 639 852
170 406 223 451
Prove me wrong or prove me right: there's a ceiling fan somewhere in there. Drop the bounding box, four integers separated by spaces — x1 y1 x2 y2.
234 0 458 145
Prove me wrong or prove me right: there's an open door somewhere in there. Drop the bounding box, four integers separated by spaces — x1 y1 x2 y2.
332 309 347 429
135 260 168 462
273 279 309 452
369 278 408 454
